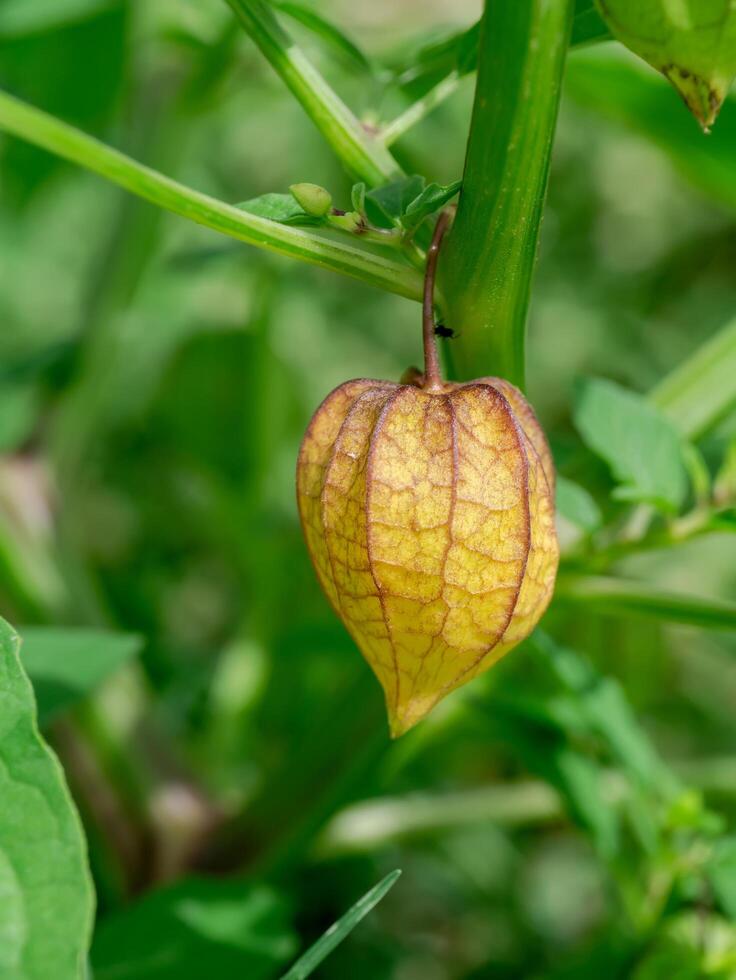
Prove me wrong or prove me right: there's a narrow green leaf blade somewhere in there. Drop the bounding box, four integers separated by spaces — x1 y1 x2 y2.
92 877 296 979
0 617 94 980
280 870 401 980
20 627 143 726
574 377 688 511
557 574 736 631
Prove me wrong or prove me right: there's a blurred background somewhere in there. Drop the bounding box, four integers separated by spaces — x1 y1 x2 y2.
2 0 736 977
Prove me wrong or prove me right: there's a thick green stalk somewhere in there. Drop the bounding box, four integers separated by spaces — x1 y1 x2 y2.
225 0 401 186
0 89 423 302
440 0 574 387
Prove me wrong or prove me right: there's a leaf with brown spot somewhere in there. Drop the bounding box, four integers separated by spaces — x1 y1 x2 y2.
596 0 736 129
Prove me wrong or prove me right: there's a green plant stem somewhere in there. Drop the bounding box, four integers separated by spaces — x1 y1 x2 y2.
649 315 736 440
440 0 574 387
556 574 736 630
316 755 735 856
225 0 401 186
381 71 463 146
0 89 423 302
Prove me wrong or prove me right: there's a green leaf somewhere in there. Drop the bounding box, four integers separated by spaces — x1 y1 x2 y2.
350 181 366 215
20 627 143 726
574 377 688 511
571 0 610 46
531 633 676 795
554 746 620 857
0 382 40 452
236 193 325 227
92 877 296 980
556 476 602 532
707 837 736 920
364 175 425 228
567 53 736 213
487 697 620 857
0 617 94 980
594 0 736 128
557 574 736 631
715 439 736 506
388 1 608 102
649 316 736 441
280 870 401 980
401 179 462 232
0 0 116 39
272 1 374 74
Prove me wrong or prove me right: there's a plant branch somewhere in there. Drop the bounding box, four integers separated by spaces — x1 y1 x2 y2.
440 0 574 387
0 89 423 302
225 0 402 186
381 72 463 146
315 755 735 857
649 315 736 440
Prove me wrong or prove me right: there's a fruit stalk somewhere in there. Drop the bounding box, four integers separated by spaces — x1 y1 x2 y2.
422 211 452 390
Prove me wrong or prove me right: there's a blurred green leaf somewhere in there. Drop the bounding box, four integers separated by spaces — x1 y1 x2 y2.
487 697 620 857
567 52 736 211
92 877 295 980
532 633 676 795
556 475 602 532
594 0 736 128
0 381 40 451
280 870 401 980
0 617 94 979
273 1 374 73
20 627 143 726
708 838 736 921
0 0 116 38
236 193 325 226
557 574 736 631
574 377 688 511
715 439 736 506
572 0 610 46
387 1 608 101
649 316 736 441
0 4 127 198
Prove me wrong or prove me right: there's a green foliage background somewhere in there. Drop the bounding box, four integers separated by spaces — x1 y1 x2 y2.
2 1 736 977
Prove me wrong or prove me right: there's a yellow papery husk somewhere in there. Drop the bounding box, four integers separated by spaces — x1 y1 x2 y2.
297 376 559 737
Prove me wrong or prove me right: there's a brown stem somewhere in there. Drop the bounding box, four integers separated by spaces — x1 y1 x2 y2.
422 210 452 389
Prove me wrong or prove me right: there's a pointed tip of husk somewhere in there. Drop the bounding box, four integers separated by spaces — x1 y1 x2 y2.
663 67 725 131
388 695 439 739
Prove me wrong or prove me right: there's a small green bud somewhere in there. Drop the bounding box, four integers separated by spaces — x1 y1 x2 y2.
289 182 333 217
596 0 736 129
